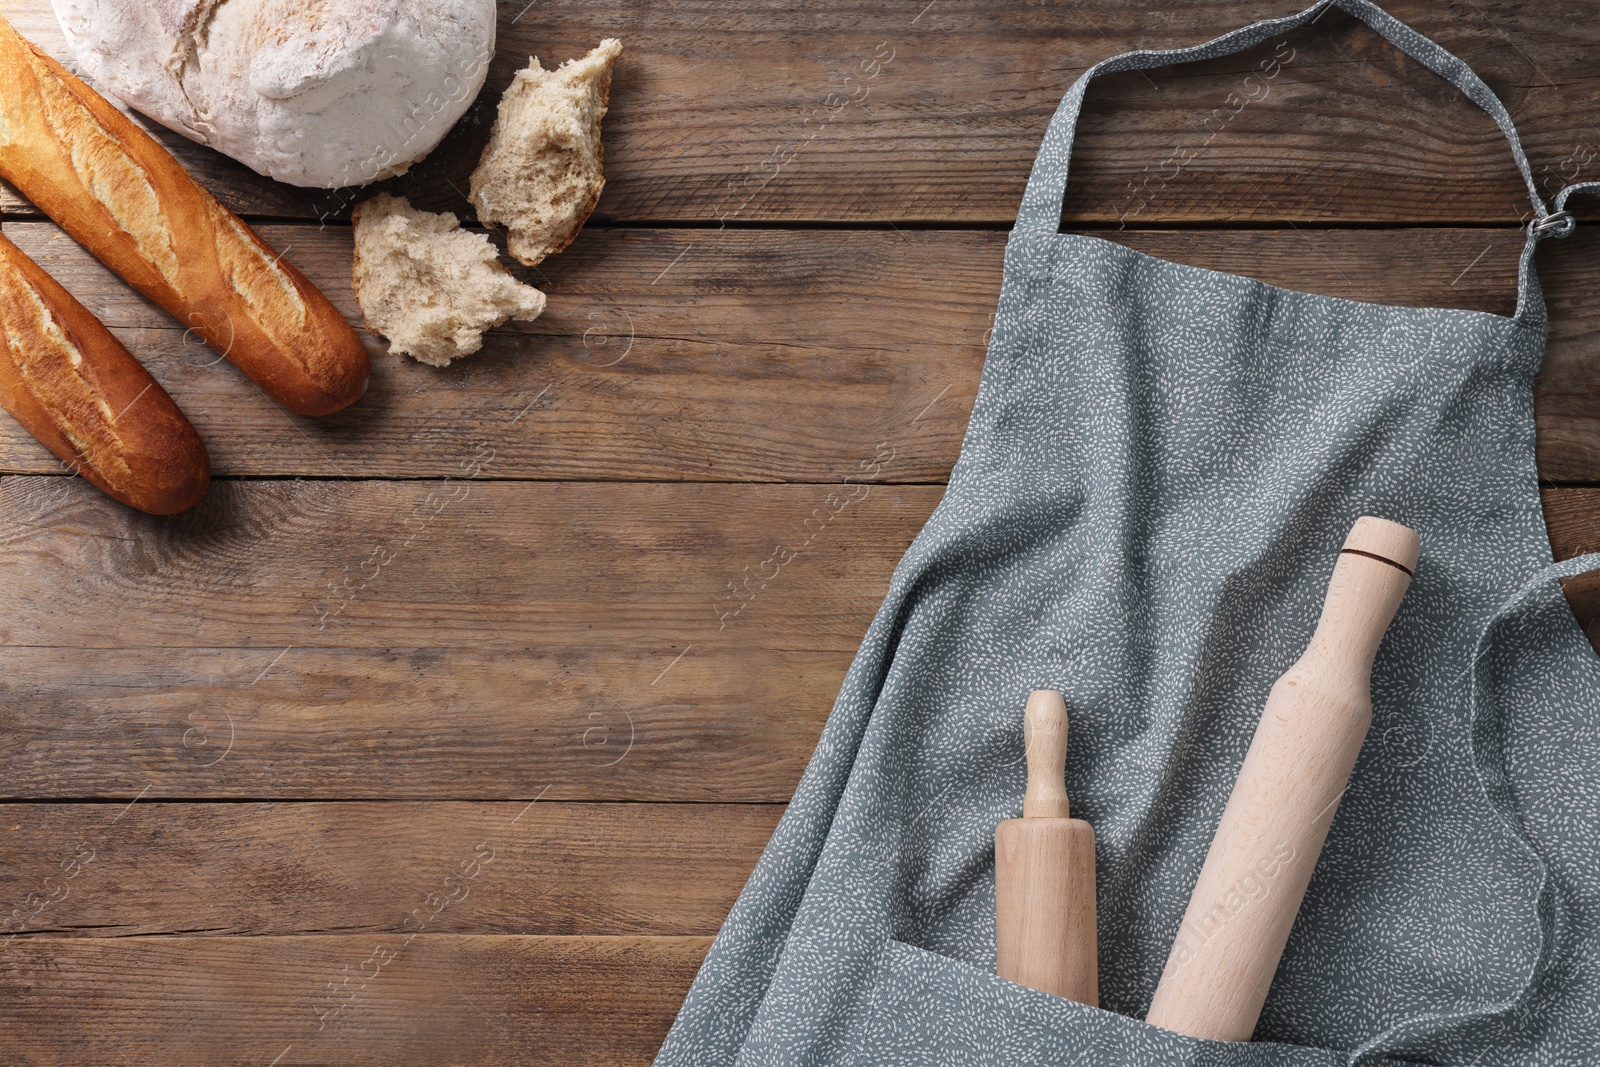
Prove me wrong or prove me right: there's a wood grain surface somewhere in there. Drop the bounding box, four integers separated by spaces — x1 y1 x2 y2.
0 802 778 936
1 0 1598 1061
2 1 1598 226
0 934 708 1065
0 478 939 800
3 221 1599 480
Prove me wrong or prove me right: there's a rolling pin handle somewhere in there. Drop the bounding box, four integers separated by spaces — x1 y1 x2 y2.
1023 689 1071 819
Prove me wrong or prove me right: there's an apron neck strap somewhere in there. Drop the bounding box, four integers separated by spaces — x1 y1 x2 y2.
1015 0 1553 237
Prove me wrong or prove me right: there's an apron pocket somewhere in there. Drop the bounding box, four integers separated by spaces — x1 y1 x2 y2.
833 939 1343 1067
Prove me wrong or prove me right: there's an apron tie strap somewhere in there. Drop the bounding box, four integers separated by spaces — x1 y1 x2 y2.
1534 181 1600 241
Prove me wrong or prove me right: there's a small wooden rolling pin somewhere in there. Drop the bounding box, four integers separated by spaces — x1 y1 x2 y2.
1146 516 1420 1041
995 689 1098 1004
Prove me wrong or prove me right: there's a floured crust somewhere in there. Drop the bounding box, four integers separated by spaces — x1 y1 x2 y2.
469 38 621 267
51 0 495 188
352 193 546 368
0 233 209 514
0 16 369 416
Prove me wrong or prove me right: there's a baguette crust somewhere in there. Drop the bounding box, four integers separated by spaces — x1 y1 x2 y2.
0 16 369 416
0 233 209 514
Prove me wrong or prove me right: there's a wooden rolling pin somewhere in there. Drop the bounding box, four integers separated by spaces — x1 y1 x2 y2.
1146 516 1420 1041
995 689 1098 1004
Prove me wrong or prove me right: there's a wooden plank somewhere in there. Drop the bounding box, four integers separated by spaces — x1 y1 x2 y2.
2 0 1597 225
0 802 777 937
0 645 845 802
0 221 983 483
1546 487 1600 559
0 480 931 652
4 222 1599 481
0 933 706 1065
1532 226 1600 482
0 478 938 799
2 479 1597 799
0 644 844 803
1540 486 1600 650
1561 568 1600 651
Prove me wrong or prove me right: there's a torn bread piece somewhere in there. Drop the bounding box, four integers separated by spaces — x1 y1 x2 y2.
352 193 546 368
469 38 622 267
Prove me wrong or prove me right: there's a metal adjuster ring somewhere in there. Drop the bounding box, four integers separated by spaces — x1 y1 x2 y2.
1532 210 1577 239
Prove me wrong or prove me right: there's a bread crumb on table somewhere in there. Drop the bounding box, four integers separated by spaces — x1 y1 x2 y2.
351 193 546 368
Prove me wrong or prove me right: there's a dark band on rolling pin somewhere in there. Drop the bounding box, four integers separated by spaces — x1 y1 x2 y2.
1340 548 1413 576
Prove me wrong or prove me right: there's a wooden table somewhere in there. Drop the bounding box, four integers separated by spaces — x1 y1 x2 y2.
1 1 1597 1062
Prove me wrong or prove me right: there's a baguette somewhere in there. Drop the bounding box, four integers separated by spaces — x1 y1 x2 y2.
0 16 369 417
0 232 209 514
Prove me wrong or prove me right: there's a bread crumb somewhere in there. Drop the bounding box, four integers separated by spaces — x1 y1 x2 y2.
469 38 622 267
351 193 546 368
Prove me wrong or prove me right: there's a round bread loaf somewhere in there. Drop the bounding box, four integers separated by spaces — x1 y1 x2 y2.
51 0 495 188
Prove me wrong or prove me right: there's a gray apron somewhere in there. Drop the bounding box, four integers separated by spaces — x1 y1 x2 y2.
654 2 1600 1063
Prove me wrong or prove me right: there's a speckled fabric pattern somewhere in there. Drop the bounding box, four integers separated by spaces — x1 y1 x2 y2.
653 2 1600 1064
